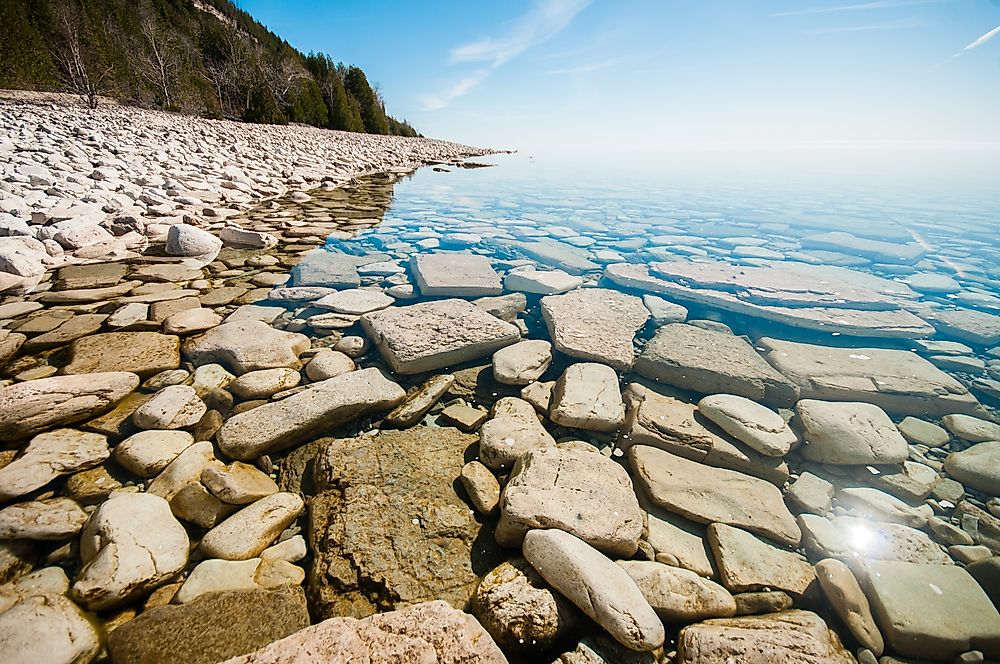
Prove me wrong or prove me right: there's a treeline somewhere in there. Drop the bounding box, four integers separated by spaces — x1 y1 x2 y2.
0 0 420 136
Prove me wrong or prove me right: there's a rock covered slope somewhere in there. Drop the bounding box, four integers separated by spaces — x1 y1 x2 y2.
0 93 493 293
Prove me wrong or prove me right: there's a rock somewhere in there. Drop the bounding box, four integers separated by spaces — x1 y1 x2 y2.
635 323 799 407
799 514 951 565
219 227 278 249
815 558 884 655
786 472 835 514
411 252 502 296
72 492 188 610
187 362 236 395
758 337 982 416
641 294 688 325
630 445 800 546
638 490 716 578
217 368 405 460
925 308 1000 347
865 461 940 502
549 363 625 432
303 349 355 382
361 298 520 374
0 330 25 368
183 320 310 375
865 560 1000 661
945 442 1000 496
698 394 796 457
0 429 109 501
459 460 500 515
333 335 368 357
439 403 489 431
555 634 658 664
314 288 394 314
60 332 181 381
838 487 931 528
520 380 554 413
202 461 279 504
898 418 953 447
132 385 206 429
166 224 223 262
967 557 1000 605
383 374 454 427
675 609 856 663
504 267 582 294
479 396 556 471
492 340 552 386
0 497 88 540
732 590 794 615
174 558 303 603
200 492 304 560
106 587 310 664
162 308 222 335
0 372 139 442
472 558 578 651
541 288 649 371
230 368 301 400
308 427 502 619
146 440 219 501
473 292 527 322
618 560 736 622
497 447 643 556
522 529 665 652
219 600 507 664
942 414 1000 443
796 400 908 465
0 593 101 664
707 523 816 597
261 535 307 563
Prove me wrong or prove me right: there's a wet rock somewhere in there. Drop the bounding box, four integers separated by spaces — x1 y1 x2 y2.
0 497 88 540
479 396 556 471
217 368 405 460
799 514 951 565
187 362 236 395
815 558 884 655
0 428 109 501
707 523 816 597
0 371 139 442
676 609 856 663
505 266 582 294
303 349 355 382
698 394 797 457
635 323 798 407
630 445 801 547
864 461 940 502
472 557 578 651
492 339 552 385
966 557 1000 605
0 330 25 368
641 294 688 325
732 590 793 615
942 414 1000 443
473 292 527 322
202 461 279 504
219 600 507 664
384 374 454 427
838 486 931 528
411 252 502 296
72 492 188 610
796 400 908 465
174 558 303 603
183 320 310 374
308 427 501 619
945 442 1000 496
758 337 983 416
786 471 834 514
106 587 310 664
925 308 1000 347
0 593 101 664
200 492 304 560
497 447 643 555
549 362 624 432
541 288 649 371
22 313 108 351
132 384 206 429
361 298 520 374
638 490 715 577
459 460 500 515
440 403 489 431
230 368 301 400
865 560 1000 661
314 288 394 315
619 560 736 621
523 528 665 652
219 227 278 249
162 307 222 335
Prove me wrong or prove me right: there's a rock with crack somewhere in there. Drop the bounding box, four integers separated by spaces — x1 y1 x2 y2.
0 593 101 664
549 363 625 432
478 396 557 472
0 429 109 501
541 288 649 371
182 320 310 375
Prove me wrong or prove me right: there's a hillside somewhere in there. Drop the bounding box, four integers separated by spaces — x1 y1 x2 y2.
0 0 419 136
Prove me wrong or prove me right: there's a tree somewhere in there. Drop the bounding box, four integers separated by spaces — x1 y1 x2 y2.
51 1 113 109
344 66 389 134
135 7 181 109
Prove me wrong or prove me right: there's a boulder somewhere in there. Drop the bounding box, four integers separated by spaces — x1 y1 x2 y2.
183 320 310 375
411 252 502 296
549 363 625 432
618 561 736 622
945 442 1000 496
796 400 908 465
492 340 552 385
61 332 180 379
541 288 649 371
0 429 109 501
523 529 665 652
72 493 188 610
0 593 101 664
635 324 798 407
166 224 223 262
479 396 556 471
0 372 139 442
697 394 796 457
497 447 643 556
361 299 520 374
217 368 405 460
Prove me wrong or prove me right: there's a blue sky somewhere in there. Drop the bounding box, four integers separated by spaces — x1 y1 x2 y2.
240 1 1000 154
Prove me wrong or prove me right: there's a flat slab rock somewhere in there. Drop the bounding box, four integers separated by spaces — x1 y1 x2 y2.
630 445 801 547
61 332 180 379
758 337 983 416
796 399 908 465
707 523 816 597
541 287 649 371
361 298 520 374
219 600 507 664
183 320 310 375
308 427 503 619
411 253 502 296
676 609 856 663
635 323 799 407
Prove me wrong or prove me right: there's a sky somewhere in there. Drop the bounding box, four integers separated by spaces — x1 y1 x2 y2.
238 0 1000 159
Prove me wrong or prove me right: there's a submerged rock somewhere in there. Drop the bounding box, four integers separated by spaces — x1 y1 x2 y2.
945 441 1000 496
549 362 625 432
411 252 503 296
479 396 557 471
618 560 736 622
796 400 908 465
0 429 109 501
697 394 797 457
541 288 649 371
183 320 310 375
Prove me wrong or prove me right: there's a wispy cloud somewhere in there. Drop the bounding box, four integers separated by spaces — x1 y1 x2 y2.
547 59 620 75
806 16 925 33
771 0 940 17
420 0 591 110
962 23 1000 50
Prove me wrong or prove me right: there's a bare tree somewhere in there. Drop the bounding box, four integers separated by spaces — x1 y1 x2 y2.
135 8 179 108
202 30 253 117
51 2 111 109
253 46 308 111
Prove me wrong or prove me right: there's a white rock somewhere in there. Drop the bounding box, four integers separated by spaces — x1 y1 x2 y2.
0 593 101 664
549 363 625 432
492 340 552 386
504 267 582 295
132 385 206 429
199 492 304 560
304 349 355 382
113 430 195 477
230 368 301 400
0 429 109 501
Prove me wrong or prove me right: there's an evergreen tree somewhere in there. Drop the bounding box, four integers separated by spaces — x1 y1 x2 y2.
344 66 389 135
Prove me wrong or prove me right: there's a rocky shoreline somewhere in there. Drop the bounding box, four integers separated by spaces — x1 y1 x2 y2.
2 95 1000 664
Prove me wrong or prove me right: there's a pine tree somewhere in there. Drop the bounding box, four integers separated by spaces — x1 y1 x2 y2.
344 66 389 135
